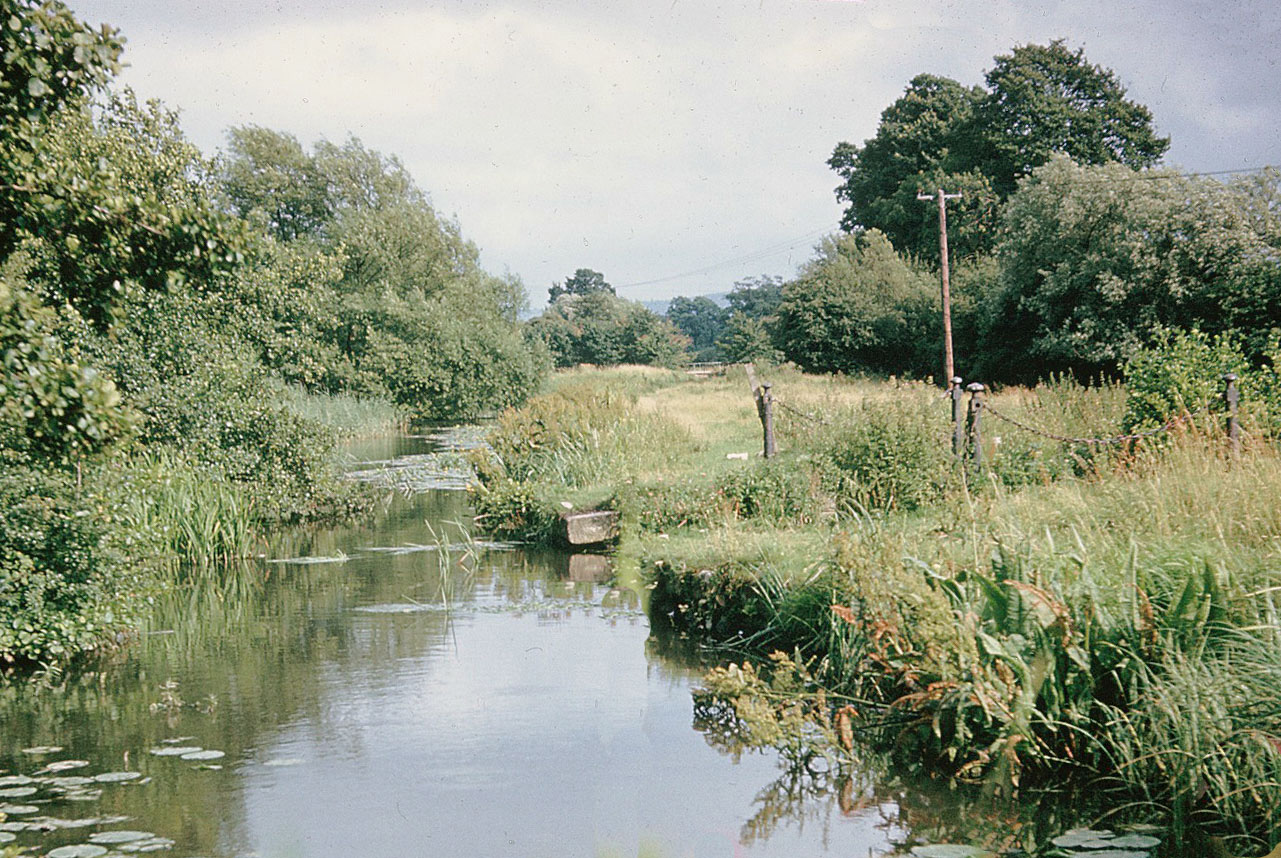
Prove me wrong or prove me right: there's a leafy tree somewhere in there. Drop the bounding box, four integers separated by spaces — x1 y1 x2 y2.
829 43 1168 259
775 230 938 376
716 312 781 365
726 275 784 320
548 267 614 302
218 125 328 241
528 290 688 368
976 41 1169 196
666 295 727 358
214 127 542 417
982 157 1280 381
829 75 995 260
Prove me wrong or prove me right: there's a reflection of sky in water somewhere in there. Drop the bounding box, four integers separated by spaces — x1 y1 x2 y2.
240 607 899 858
0 438 907 858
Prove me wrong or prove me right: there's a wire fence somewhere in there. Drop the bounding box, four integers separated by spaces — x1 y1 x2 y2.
981 400 1204 446
742 362 1245 464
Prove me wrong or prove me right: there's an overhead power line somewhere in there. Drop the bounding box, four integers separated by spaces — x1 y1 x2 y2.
614 223 838 290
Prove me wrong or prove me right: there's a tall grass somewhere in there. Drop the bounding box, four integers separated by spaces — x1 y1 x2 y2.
272 381 407 438
115 451 262 572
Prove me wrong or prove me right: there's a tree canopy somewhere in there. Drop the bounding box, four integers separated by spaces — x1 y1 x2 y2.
548 267 614 302
830 41 1168 260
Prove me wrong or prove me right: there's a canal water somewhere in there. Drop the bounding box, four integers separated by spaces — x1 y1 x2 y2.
0 436 1023 858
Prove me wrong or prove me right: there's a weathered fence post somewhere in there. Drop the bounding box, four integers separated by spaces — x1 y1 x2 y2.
966 382 985 470
951 376 965 458
1223 373 1240 457
758 382 777 458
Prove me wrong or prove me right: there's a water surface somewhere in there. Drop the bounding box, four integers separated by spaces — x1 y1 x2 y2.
0 436 1035 858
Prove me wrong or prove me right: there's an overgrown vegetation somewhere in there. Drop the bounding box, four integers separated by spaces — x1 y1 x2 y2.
0 0 547 668
472 360 1281 852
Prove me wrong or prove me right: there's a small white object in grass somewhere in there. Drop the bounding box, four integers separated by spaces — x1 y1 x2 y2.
726 452 749 460
560 501 573 509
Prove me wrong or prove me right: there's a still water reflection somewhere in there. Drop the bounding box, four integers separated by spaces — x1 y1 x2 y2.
0 437 934 857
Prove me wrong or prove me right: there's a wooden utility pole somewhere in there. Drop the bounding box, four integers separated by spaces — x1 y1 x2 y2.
918 189 962 385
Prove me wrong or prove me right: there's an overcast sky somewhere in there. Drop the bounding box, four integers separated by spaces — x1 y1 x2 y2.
69 0 1281 305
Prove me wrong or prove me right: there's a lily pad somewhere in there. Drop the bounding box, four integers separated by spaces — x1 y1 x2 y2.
89 830 153 844
1053 830 1116 849
148 746 201 757
0 775 33 787
1064 852 1148 858
48 846 109 858
93 771 143 783
0 831 14 843
0 785 37 798
39 760 89 773
911 846 997 858
49 776 95 788
118 836 175 853
61 788 103 801
0 803 40 815
159 737 195 744
0 821 27 832
1107 834 1161 849
20 746 63 755
179 750 224 761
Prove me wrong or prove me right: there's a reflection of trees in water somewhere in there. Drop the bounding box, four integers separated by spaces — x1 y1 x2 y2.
692 692 1129 856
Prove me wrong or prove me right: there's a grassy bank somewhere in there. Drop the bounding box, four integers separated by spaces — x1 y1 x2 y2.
0 388 398 669
470 363 1281 853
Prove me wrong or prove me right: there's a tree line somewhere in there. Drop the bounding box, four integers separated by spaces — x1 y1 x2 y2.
549 41 1277 386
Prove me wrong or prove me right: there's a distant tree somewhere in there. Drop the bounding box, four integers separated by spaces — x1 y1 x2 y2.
726 275 785 320
528 291 688 368
549 268 614 302
666 295 727 358
716 313 782 365
829 42 1168 258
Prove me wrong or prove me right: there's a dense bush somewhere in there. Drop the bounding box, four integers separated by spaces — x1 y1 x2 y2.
0 467 144 666
1122 327 1281 439
815 391 953 512
775 231 940 378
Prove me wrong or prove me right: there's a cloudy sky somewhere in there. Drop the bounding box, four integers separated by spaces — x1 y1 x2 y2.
70 0 1281 305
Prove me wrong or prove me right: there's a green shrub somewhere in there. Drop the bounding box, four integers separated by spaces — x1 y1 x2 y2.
0 466 147 666
717 459 825 525
1122 327 1247 434
469 478 558 543
817 392 953 512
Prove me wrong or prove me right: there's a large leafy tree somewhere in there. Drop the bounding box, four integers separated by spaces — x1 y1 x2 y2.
976 41 1169 196
981 157 1280 381
829 75 998 261
830 42 1168 259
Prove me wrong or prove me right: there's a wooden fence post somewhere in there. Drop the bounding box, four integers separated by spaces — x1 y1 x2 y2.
759 382 777 458
951 376 965 458
1223 373 1240 457
967 382 985 470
